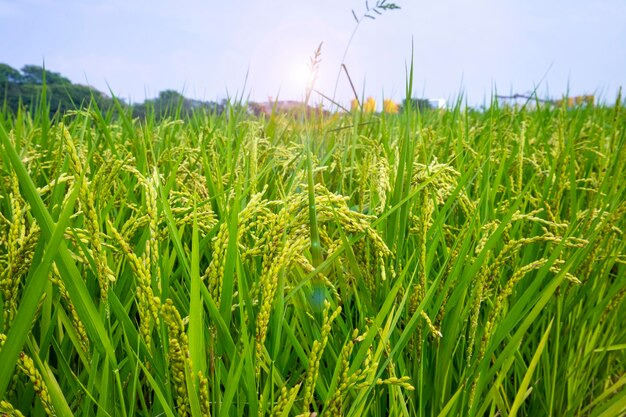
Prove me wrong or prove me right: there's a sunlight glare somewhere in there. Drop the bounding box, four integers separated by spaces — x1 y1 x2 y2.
288 61 312 91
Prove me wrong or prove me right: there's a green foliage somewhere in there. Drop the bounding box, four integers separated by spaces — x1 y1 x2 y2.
131 90 225 119
19 65 71 85
0 64 23 84
400 97 433 112
0 95 624 417
0 64 225 120
1 63 114 118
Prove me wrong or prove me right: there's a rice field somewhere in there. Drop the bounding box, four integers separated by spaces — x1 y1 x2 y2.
0 94 625 417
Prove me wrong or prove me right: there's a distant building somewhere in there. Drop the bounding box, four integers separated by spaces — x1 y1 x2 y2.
402 98 446 111
428 98 447 109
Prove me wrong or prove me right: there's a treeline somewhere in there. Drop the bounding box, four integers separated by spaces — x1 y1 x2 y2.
0 63 226 119
131 90 226 119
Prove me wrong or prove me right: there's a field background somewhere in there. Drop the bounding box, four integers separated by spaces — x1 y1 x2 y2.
0 94 625 417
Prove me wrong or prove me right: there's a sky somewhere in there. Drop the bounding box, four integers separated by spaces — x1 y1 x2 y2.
1 0 625 108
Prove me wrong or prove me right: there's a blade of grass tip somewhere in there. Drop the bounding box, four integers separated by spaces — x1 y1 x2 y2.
386 40 415 248
0 157 80 399
39 63 50 150
0 124 117 363
87 100 119 159
109 92 135 142
189 201 206 375
509 320 553 417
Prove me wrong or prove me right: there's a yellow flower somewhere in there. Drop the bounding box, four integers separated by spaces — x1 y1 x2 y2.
363 96 376 113
383 99 399 113
351 98 360 112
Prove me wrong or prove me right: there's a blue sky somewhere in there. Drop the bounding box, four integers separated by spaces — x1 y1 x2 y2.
1 0 624 107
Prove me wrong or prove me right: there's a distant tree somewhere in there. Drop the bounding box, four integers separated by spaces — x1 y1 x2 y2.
1 63 115 117
47 83 110 114
0 64 23 84
20 65 71 85
401 98 432 112
158 90 185 102
133 89 224 119
1 63 224 119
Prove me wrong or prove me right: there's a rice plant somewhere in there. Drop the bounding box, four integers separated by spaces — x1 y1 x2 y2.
0 90 624 417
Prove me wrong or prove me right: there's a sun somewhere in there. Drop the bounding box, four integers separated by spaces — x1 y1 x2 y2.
288 61 313 91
